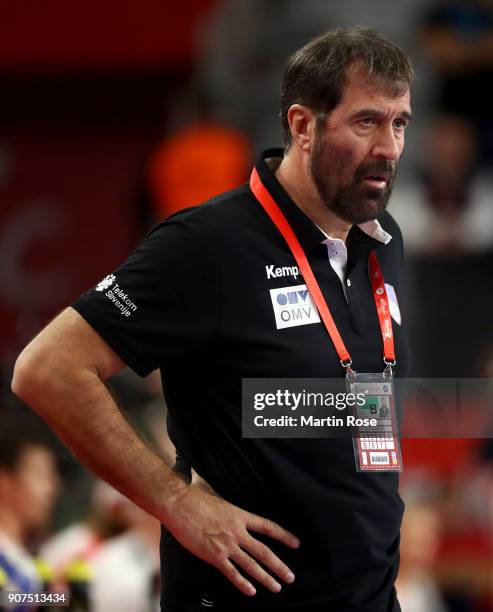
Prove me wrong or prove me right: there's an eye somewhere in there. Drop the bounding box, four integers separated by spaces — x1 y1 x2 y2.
359 117 376 127
393 118 408 130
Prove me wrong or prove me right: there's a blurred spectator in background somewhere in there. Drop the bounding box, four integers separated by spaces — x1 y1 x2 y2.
434 457 493 611
0 425 59 598
42 480 161 611
398 455 493 611
390 114 493 256
197 0 325 150
419 0 493 164
147 87 251 221
389 111 493 377
88 485 160 612
396 499 448 612
41 479 132 579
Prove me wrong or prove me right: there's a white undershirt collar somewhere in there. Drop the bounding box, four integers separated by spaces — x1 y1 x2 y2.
316 220 392 298
317 219 392 246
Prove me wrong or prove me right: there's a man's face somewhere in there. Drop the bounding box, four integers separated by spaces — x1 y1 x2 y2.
309 67 412 224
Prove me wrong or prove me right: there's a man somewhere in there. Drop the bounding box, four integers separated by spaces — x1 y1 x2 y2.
0 425 60 604
12 26 413 611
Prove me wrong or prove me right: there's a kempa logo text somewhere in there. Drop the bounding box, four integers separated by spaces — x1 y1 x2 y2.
265 265 299 280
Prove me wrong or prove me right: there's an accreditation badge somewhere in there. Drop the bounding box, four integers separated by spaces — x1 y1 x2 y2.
346 372 402 472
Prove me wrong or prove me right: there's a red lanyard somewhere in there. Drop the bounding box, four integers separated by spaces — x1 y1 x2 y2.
250 167 396 372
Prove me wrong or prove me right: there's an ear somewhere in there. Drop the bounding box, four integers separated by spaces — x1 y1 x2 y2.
286 104 317 153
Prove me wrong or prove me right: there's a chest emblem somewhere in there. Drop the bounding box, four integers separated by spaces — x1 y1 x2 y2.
269 284 321 330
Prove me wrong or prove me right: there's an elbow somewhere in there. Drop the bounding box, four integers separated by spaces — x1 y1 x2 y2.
12 349 38 403
11 347 53 408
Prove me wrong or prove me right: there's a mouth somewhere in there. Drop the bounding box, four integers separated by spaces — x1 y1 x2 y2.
363 174 389 189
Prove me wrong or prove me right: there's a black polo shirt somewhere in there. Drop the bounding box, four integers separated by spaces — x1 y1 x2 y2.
72 148 410 611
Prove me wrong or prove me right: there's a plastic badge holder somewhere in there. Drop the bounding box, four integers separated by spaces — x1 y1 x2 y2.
346 371 402 472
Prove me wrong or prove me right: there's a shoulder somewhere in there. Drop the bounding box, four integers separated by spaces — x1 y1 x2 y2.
148 183 254 240
125 183 256 285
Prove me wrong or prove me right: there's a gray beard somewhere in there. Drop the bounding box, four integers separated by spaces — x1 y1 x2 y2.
309 140 395 225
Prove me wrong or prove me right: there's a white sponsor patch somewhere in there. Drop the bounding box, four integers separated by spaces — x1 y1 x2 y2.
384 283 401 325
94 275 138 318
269 284 321 330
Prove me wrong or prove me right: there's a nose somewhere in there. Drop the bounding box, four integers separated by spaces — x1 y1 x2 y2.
371 125 401 162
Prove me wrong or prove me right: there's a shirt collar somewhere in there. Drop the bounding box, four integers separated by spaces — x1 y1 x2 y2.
253 148 392 261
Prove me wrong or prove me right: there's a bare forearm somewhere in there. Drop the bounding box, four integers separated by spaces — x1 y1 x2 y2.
12 360 186 524
11 309 300 597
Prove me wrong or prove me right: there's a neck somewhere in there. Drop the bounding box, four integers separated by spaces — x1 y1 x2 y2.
274 150 352 242
0 509 24 546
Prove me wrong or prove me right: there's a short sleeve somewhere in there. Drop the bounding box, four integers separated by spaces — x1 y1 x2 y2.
71 220 219 377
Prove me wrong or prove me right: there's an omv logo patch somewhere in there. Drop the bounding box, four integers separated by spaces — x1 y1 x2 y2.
269 284 321 330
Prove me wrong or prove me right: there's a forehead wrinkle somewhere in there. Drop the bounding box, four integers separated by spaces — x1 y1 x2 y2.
338 70 411 112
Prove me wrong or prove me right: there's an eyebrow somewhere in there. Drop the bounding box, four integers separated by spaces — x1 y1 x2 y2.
350 108 413 123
